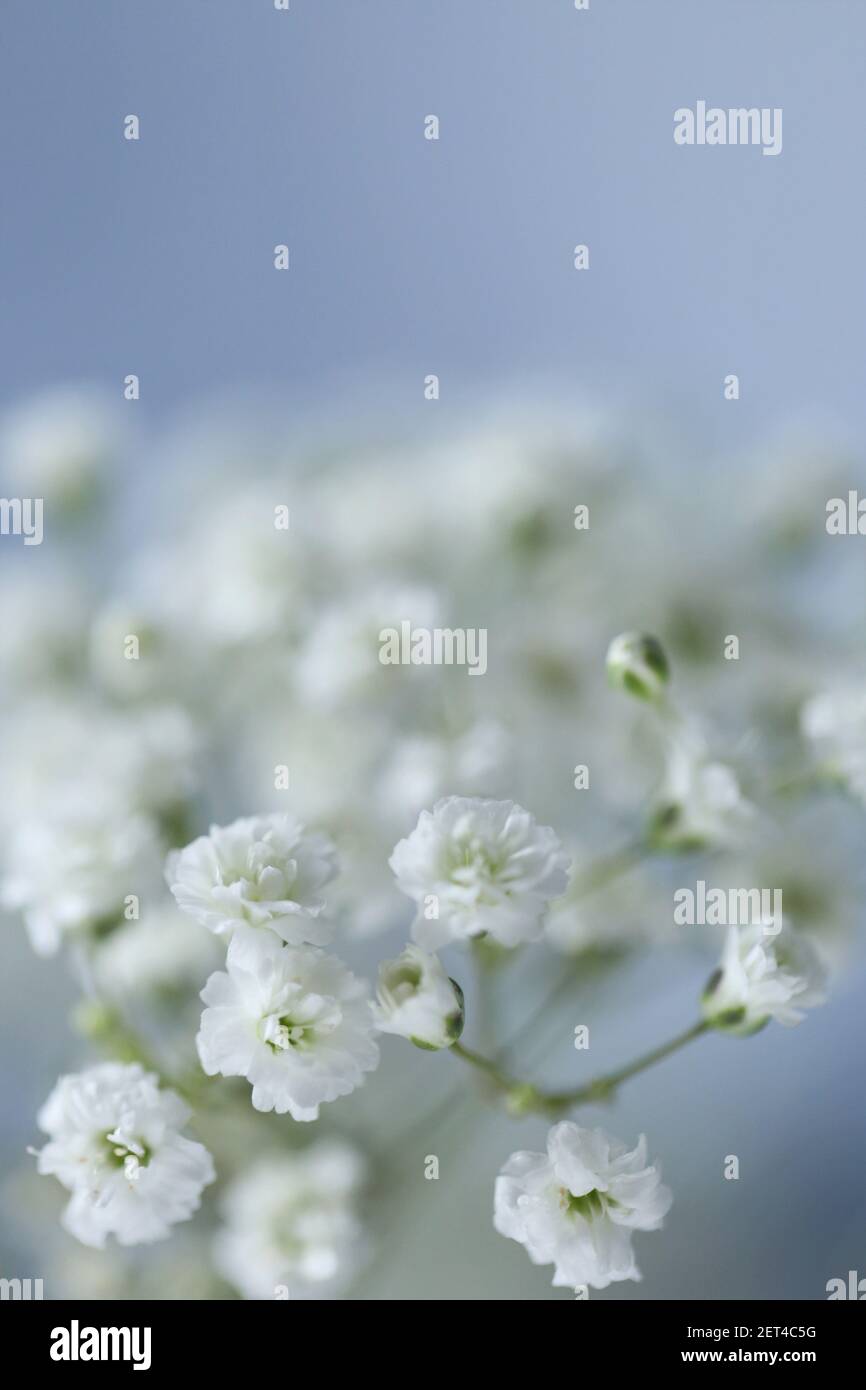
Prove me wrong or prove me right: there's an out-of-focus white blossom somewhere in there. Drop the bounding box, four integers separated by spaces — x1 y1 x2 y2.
0 571 88 692
196 930 379 1119
494 1122 672 1289
650 731 754 851
214 1141 367 1299
295 583 441 707
389 796 570 950
373 945 464 1049
376 721 509 823
34 1063 214 1248
0 387 118 511
1 793 163 955
93 904 222 1000
800 688 866 802
167 813 337 947
702 922 827 1035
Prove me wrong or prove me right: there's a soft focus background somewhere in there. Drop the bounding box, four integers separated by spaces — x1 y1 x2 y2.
2 0 866 1300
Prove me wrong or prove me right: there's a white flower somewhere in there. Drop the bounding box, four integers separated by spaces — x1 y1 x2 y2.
196 931 379 1119
376 721 509 823
0 387 117 510
214 1142 367 1300
801 688 866 801
1 793 163 956
389 796 570 950
167 813 338 947
493 1122 672 1290
373 945 464 1049
702 922 827 1035
34 1063 214 1248
295 583 441 707
651 731 754 851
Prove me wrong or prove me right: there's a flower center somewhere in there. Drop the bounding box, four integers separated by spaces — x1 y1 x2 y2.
386 962 422 1004
560 1187 607 1220
260 996 341 1052
104 1126 151 1181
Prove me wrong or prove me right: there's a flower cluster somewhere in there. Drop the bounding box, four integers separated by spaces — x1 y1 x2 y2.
0 389 848 1299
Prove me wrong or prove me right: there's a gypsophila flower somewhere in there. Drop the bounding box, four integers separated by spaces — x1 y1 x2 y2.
33 1063 214 1248
0 386 117 511
167 813 337 947
92 905 222 1001
800 688 866 801
493 1122 672 1290
373 945 464 1049
214 1142 367 1300
389 796 570 950
702 922 827 1035
649 730 754 851
196 930 379 1119
1 794 163 956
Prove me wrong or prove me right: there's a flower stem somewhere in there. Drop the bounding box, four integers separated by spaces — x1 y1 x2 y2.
540 1019 710 1112
451 1019 710 1116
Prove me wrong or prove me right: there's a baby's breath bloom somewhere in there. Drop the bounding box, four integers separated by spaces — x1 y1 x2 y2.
167 813 337 947
800 688 866 801
33 1063 214 1248
650 732 753 851
1 793 163 956
373 945 464 1049
389 796 570 950
214 1142 367 1299
494 1122 672 1290
702 922 827 1035
196 931 379 1119
92 904 222 1001
0 387 117 511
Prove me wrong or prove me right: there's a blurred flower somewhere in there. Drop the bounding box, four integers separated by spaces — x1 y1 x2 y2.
92 904 222 1001
649 729 754 851
196 930 379 1119
493 1122 672 1290
295 583 440 707
1 792 163 955
390 796 570 950
800 687 866 801
167 813 337 947
375 720 510 823
702 922 827 1035
0 386 118 512
544 851 673 956
214 1142 367 1299
33 1063 214 1248
373 944 464 1049
0 570 88 693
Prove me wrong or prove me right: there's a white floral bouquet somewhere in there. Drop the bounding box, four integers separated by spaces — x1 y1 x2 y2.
0 388 857 1298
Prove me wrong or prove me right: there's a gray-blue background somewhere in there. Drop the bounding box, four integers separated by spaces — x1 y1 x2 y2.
3 0 865 443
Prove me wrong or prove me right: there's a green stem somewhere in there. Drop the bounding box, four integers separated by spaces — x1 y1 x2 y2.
451 1019 710 1117
541 1019 710 1112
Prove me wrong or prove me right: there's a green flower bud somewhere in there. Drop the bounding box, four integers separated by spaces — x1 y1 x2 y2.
606 631 670 702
